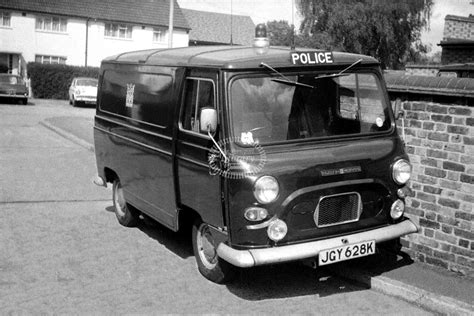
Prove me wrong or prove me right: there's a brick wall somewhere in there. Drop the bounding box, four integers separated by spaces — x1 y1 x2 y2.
443 15 474 41
389 90 474 277
440 15 474 65
441 47 474 65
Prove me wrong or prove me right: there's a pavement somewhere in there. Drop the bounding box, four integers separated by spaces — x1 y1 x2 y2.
41 114 474 316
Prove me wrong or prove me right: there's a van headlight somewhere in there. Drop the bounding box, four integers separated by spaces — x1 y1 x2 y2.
253 176 279 204
390 200 405 220
392 159 412 185
267 219 287 241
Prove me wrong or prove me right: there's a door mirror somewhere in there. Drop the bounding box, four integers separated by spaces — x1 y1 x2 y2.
394 98 404 120
200 107 217 133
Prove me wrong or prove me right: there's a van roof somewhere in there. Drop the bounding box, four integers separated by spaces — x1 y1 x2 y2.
102 46 379 69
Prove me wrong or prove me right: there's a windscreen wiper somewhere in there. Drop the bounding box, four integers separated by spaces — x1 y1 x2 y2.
314 59 363 80
260 62 314 89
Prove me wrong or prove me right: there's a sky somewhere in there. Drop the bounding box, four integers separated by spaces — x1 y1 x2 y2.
178 0 474 55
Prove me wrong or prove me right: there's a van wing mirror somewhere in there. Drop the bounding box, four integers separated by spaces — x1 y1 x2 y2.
394 98 404 120
393 98 406 143
200 107 218 134
199 107 229 164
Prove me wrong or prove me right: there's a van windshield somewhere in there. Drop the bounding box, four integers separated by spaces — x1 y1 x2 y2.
230 72 391 145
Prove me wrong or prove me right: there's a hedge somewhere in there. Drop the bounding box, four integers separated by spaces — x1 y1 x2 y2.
27 63 99 99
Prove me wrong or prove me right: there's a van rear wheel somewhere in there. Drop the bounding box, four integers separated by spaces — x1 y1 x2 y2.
112 179 139 227
192 219 236 284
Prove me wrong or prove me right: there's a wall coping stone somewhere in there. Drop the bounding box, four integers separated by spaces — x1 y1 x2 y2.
385 74 474 99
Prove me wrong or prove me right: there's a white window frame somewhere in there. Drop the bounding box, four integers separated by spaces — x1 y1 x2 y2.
35 55 67 65
35 15 67 33
0 11 11 27
104 23 133 39
153 27 166 43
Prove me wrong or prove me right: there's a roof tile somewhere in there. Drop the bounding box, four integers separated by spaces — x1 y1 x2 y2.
182 9 254 46
0 0 189 29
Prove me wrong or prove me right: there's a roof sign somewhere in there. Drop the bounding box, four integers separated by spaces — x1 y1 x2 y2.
291 52 334 65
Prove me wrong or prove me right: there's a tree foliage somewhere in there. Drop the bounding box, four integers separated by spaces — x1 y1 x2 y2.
266 20 294 47
295 0 433 69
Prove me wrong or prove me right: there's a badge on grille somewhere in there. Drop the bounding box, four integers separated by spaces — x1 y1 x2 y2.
320 166 362 177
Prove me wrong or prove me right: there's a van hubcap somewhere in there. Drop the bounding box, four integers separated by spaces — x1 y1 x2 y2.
197 224 218 269
114 183 126 217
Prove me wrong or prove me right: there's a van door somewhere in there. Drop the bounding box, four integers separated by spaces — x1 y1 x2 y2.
175 73 224 228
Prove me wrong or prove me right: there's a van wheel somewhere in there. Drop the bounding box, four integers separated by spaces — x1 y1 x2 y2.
112 179 139 227
192 219 236 284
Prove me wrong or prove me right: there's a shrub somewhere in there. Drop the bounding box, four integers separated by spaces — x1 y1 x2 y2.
27 63 99 99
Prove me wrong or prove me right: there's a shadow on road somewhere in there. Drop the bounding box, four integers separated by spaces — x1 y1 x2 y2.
0 97 33 105
105 205 193 259
227 262 366 300
103 204 375 299
328 248 416 285
225 249 415 300
102 205 406 300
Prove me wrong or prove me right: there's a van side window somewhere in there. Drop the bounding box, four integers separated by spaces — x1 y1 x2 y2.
100 70 173 127
182 79 215 134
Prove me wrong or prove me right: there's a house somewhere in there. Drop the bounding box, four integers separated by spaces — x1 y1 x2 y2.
405 14 474 77
181 9 254 46
0 0 190 76
438 14 474 64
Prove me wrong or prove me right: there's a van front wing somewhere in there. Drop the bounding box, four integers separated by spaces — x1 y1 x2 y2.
216 219 418 268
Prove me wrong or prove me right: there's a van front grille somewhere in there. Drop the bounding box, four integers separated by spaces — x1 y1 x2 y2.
314 192 361 228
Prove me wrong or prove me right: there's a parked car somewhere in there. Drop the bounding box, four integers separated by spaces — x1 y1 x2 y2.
68 77 98 106
0 74 28 105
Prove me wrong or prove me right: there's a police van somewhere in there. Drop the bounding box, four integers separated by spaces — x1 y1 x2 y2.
93 28 418 283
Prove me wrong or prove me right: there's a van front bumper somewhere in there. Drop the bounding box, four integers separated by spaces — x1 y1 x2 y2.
216 219 418 268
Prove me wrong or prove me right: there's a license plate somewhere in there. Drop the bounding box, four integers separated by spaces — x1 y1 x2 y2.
318 240 375 266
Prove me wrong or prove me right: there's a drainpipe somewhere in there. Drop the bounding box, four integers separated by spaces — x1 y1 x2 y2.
168 0 173 48
85 18 89 67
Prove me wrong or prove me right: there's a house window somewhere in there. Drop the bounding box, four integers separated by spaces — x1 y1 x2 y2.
105 23 132 39
1 11 11 27
153 28 166 42
35 55 67 64
36 16 67 32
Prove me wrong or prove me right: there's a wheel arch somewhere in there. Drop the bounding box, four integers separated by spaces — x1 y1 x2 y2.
104 167 118 183
177 205 201 233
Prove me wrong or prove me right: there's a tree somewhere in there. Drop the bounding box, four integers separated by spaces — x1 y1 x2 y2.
295 0 433 69
266 20 294 47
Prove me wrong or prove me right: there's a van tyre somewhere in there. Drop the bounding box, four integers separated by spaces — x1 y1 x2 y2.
192 219 236 284
112 179 139 227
